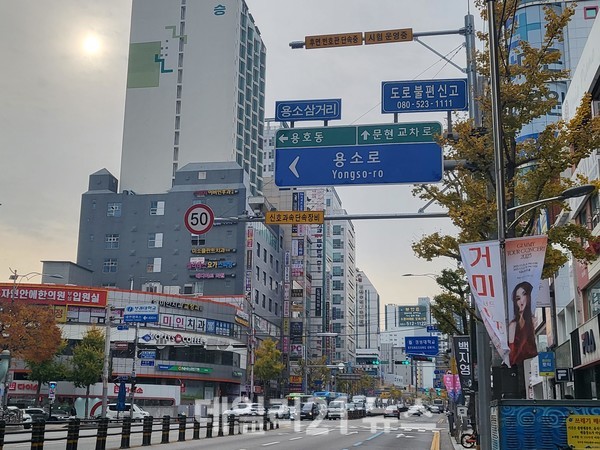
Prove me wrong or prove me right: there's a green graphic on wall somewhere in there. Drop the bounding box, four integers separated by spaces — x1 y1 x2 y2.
127 42 161 88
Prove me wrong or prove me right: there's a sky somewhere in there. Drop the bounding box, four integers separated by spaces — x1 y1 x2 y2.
0 0 480 307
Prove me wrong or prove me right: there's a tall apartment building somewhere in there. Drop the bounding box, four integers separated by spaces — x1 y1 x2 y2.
355 269 380 350
120 0 266 195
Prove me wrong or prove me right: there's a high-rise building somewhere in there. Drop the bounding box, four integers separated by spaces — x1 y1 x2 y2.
356 270 380 350
120 0 266 195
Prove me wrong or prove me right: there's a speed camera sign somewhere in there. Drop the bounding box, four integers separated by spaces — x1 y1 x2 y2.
184 204 215 235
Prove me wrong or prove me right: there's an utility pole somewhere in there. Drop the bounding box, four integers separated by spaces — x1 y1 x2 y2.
129 323 139 418
101 305 112 418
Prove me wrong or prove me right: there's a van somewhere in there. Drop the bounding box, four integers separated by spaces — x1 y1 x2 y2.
104 403 149 420
326 401 346 420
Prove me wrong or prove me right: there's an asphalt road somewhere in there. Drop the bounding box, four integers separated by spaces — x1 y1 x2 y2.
2 411 451 450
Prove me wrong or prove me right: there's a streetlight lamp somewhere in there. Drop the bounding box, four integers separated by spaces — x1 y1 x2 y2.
9 269 63 305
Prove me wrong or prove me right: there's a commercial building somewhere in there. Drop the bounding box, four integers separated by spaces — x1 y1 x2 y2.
120 0 266 195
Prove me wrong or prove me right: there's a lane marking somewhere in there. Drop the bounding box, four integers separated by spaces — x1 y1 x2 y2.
262 442 280 446
289 437 303 441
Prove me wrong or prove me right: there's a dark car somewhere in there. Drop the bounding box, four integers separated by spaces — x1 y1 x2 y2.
300 402 320 420
383 405 400 418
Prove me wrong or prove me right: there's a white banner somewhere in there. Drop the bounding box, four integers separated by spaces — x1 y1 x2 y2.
460 240 510 364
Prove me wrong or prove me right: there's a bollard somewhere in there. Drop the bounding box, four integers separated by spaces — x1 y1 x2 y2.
31 419 45 450
95 418 109 450
269 415 274 430
228 414 235 435
206 414 213 438
161 416 170 444
141 416 153 446
178 414 186 442
217 414 224 437
120 416 132 449
66 418 80 450
193 419 200 440
263 413 268 431
0 419 5 450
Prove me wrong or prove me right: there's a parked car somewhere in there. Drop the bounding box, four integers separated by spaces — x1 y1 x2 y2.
300 402 321 420
48 409 71 421
223 403 254 416
249 403 266 416
268 404 290 419
326 400 346 420
383 405 400 418
104 403 149 421
20 409 32 429
23 407 48 422
429 405 441 414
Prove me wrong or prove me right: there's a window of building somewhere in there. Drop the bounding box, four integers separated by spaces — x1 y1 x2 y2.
148 232 163 248
333 225 342 235
276 260 279 273
147 257 162 273
269 276 273 290
256 266 260 280
191 236 205 246
332 294 342 304
263 271 266 285
103 259 118 273
255 289 259 304
150 201 165 216
262 294 266 308
263 249 267 263
332 239 343 249
332 266 344 277
268 298 272 312
275 302 279 316
256 242 261 257
107 202 122 217
105 234 119 249
333 253 343 263
332 280 343 291
584 6 598 19
270 254 273 267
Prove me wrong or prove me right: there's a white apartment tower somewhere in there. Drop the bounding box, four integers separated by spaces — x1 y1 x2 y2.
120 0 266 195
356 269 380 350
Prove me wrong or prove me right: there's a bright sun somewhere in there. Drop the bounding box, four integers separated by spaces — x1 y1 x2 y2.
82 35 101 54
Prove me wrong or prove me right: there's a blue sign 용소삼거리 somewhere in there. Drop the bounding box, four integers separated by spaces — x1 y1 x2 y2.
275 142 442 187
405 336 439 356
381 78 468 113
275 99 341 122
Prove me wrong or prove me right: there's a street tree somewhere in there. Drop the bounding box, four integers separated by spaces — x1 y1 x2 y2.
429 268 474 336
293 356 331 392
412 0 600 277
254 338 284 403
26 341 70 406
0 303 62 362
70 327 104 418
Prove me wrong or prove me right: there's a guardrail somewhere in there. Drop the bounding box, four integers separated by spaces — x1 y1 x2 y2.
0 413 280 450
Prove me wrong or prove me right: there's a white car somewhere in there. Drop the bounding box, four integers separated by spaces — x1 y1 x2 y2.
104 403 149 420
406 405 423 416
223 403 254 416
268 404 290 419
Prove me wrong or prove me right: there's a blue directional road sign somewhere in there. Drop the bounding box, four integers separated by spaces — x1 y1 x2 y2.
381 78 468 113
275 99 342 122
405 336 439 356
275 122 443 187
123 304 159 323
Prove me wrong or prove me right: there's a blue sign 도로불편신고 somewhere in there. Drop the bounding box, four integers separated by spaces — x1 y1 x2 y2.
274 122 443 187
381 78 468 113
405 336 439 356
275 99 342 122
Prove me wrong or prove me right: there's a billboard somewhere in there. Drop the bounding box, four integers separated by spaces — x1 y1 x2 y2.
397 305 428 327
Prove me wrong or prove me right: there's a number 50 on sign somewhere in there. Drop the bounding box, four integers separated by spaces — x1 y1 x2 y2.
184 204 215 235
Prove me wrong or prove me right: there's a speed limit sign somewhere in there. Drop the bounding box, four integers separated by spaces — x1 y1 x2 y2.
184 204 215 235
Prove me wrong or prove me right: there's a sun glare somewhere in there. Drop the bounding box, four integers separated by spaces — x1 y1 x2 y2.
82 35 101 55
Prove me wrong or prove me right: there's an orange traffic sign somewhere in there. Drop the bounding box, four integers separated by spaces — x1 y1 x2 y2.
364 28 413 45
305 32 363 49
265 210 324 225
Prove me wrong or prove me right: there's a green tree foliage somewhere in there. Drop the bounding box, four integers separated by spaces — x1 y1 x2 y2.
254 338 285 401
70 327 104 418
412 0 600 278
430 269 474 336
293 356 331 392
27 341 70 406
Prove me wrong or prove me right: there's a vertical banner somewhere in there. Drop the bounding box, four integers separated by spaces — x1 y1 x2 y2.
460 241 510 364
505 236 547 366
453 335 474 392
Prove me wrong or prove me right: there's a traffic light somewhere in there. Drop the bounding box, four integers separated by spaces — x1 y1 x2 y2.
395 360 410 365
372 359 380 365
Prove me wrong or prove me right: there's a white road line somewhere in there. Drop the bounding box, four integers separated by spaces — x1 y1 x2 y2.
289 436 303 441
262 442 280 446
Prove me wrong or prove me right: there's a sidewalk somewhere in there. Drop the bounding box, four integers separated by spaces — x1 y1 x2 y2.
440 430 464 450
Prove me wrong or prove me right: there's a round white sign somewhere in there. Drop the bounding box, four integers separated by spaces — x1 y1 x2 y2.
184 204 215 235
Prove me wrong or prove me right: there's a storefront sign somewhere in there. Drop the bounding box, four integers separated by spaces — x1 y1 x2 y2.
157 364 212 374
573 315 600 368
194 189 238 196
191 247 237 254
0 284 107 307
